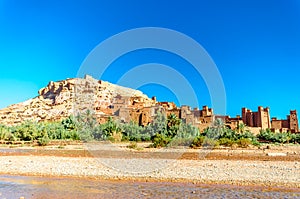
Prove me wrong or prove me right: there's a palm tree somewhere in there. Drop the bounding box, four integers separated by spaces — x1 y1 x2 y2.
151 111 167 135
207 118 224 139
75 109 98 141
167 113 181 138
238 123 246 133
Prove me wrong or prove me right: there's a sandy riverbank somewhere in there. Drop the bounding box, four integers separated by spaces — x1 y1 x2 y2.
0 156 299 188
0 143 299 189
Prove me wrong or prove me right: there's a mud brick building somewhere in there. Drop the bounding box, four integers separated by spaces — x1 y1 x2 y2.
271 110 299 133
242 106 271 129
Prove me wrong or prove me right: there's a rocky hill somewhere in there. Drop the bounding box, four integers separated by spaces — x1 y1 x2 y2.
0 75 156 126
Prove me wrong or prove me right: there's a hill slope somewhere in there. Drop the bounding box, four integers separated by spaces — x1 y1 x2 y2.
0 75 155 125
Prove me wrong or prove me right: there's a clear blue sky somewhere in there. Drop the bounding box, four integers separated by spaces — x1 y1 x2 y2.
0 0 300 119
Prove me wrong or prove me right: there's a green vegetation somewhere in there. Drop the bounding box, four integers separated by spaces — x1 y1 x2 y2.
257 128 300 144
0 110 299 148
0 118 80 146
189 119 260 148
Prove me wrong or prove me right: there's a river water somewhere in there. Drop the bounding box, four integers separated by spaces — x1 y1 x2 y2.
0 175 299 199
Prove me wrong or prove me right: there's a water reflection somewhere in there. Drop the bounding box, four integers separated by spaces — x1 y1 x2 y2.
0 175 299 199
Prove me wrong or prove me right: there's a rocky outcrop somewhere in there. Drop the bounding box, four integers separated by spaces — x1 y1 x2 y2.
0 75 155 126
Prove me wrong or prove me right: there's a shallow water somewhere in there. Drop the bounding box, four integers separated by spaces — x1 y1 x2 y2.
0 175 299 199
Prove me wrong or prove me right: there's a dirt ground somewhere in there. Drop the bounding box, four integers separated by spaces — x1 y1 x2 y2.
0 142 299 161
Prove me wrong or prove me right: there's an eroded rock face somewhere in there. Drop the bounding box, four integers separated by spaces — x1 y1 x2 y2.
0 75 155 125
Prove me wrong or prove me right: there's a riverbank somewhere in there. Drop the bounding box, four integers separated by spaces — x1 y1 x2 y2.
0 143 299 189
0 156 299 188
1 174 299 199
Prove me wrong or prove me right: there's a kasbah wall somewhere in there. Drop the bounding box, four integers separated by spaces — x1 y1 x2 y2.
111 94 299 134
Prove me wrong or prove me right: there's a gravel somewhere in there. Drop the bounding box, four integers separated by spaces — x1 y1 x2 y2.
0 155 299 188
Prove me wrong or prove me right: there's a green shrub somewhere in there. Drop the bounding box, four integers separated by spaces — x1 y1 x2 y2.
237 138 252 148
69 131 80 140
122 121 143 142
12 121 41 141
202 138 219 148
274 133 289 143
190 136 205 148
251 139 261 146
218 138 235 147
0 125 13 141
38 135 50 146
111 131 123 142
257 129 274 142
239 131 256 140
221 129 239 140
151 133 172 148
62 116 77 131
107 136 115 142
257 129 295 144
148 111 167 136
296 134 300 143
177 123 200 138
290 133 300 144
101 117 122 138
140 132 151 142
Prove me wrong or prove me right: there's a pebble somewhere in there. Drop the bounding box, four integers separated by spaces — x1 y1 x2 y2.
0 155 298 188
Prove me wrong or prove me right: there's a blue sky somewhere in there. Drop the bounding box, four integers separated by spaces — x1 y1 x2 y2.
0 0 300 119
